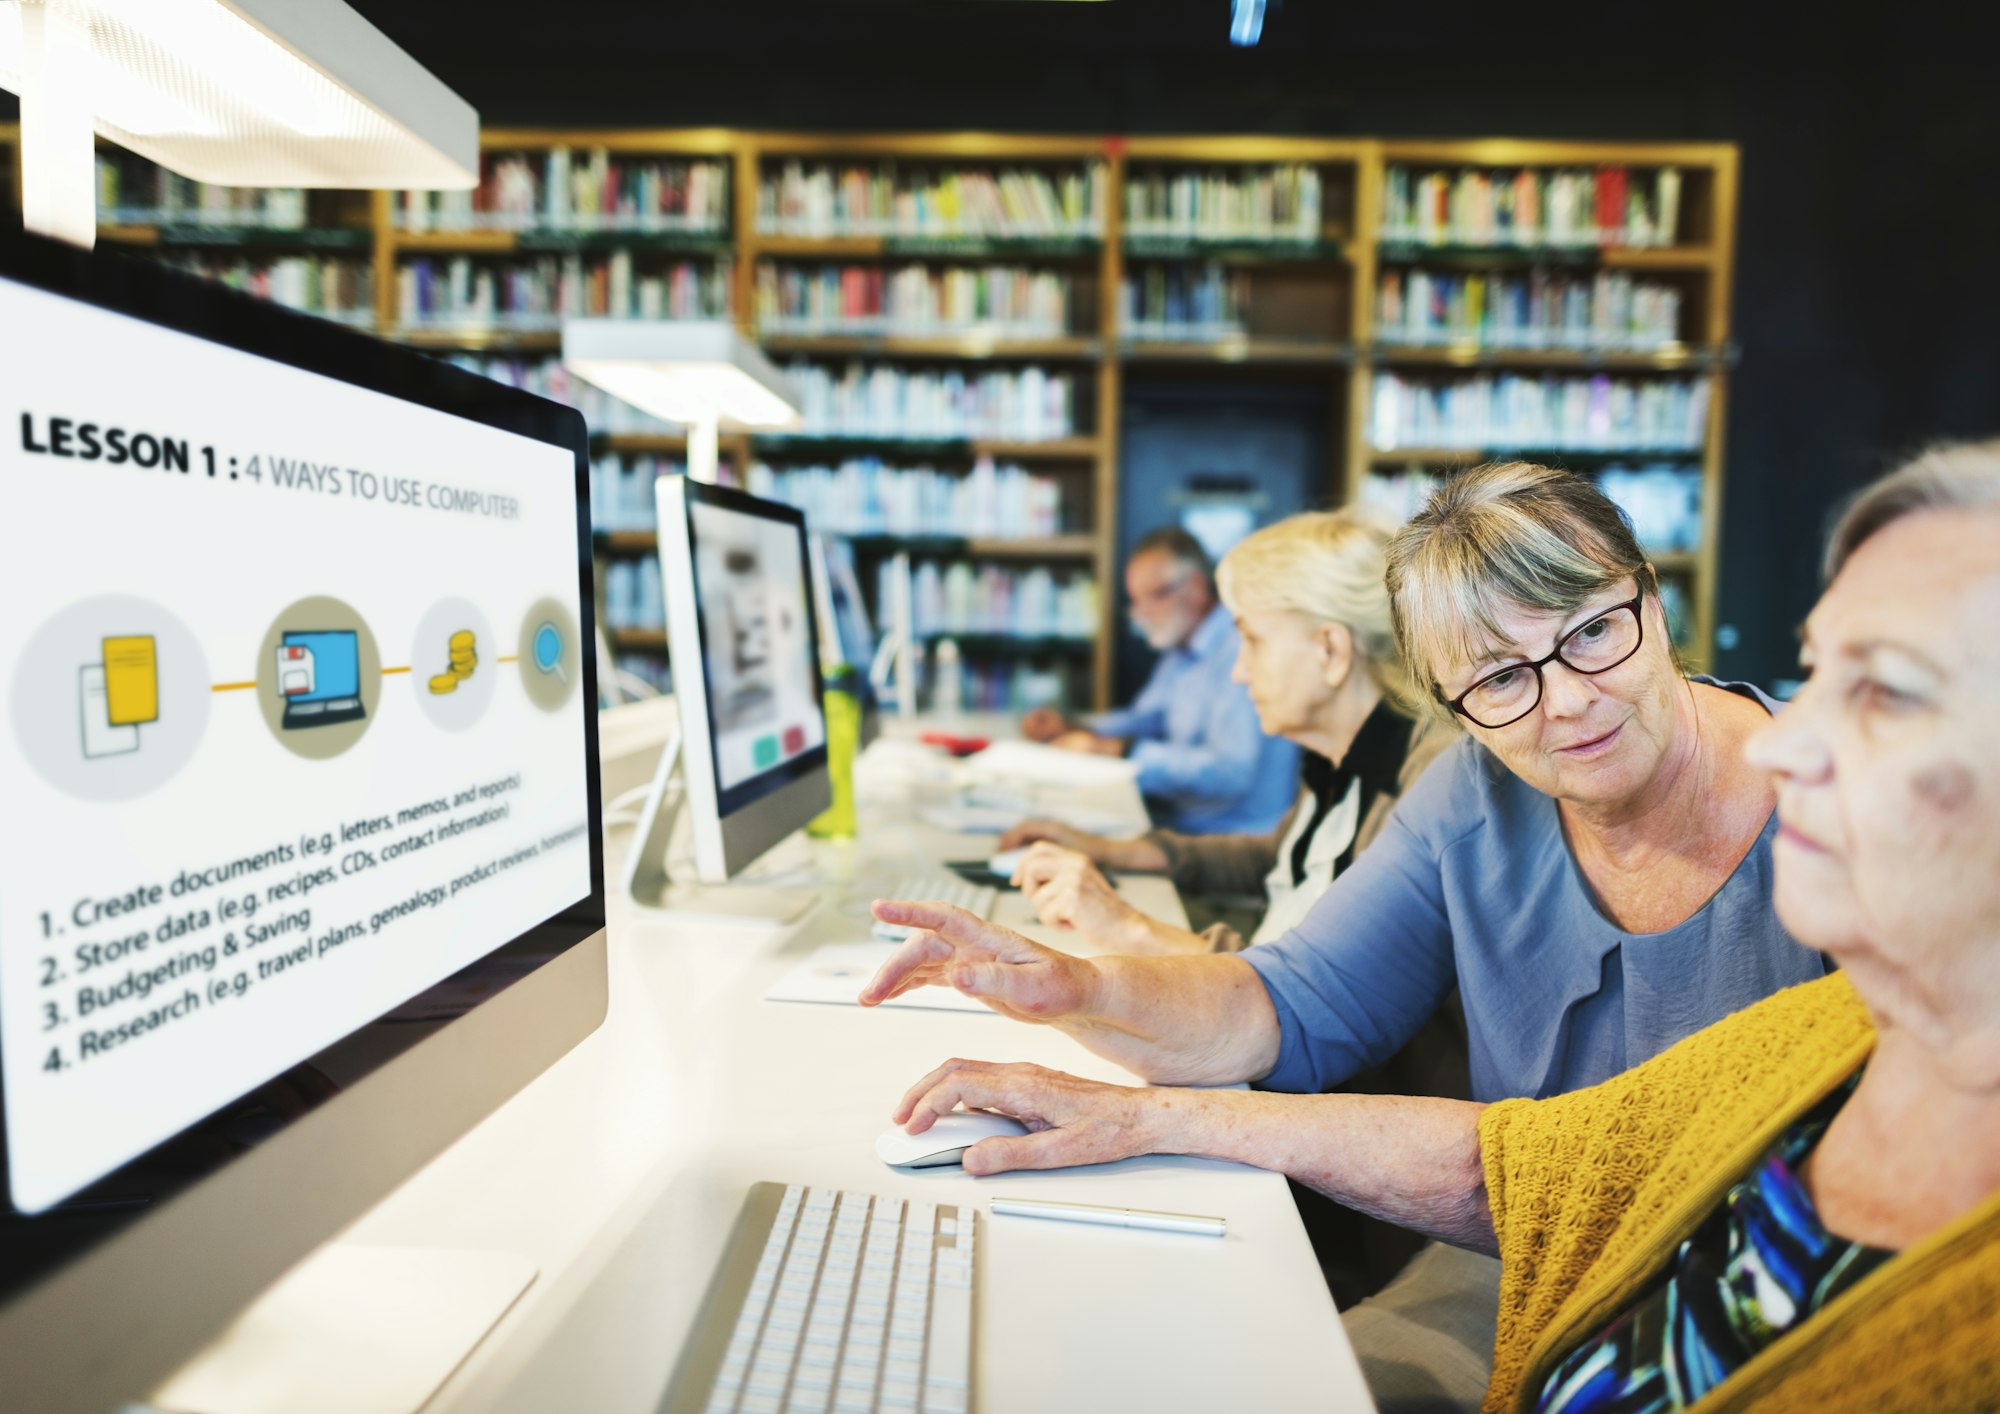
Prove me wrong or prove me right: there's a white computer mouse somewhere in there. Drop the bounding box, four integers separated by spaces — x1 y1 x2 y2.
877 1109 1030 1169
987 848 1028 879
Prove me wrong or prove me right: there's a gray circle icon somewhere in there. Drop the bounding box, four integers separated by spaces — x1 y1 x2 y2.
409 598 497 732
254 596 381 760
517 597 581 712
9 596 213 802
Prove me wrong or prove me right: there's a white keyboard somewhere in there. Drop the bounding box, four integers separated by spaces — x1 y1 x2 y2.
661 1183 977 1414
871 873 998 942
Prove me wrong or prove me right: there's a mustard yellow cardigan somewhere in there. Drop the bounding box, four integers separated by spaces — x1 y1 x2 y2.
1478 972 2000 1413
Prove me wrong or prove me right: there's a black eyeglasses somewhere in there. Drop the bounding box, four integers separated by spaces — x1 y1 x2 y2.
1440 595 1648 729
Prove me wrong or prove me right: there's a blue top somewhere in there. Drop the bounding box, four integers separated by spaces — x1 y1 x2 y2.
1242 679 1829 1102
1090 604 1299 835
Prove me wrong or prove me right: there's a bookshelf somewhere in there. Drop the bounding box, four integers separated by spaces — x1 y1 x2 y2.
53 131 1736 702
1356 140 1737 660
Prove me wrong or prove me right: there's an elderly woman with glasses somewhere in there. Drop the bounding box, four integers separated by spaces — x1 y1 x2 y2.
860 462 1825 1410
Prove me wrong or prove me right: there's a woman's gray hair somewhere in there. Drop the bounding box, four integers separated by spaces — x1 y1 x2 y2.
1825 439 2000 581
1385 461 1655 711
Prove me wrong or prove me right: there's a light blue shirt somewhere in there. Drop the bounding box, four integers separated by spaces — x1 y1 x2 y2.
1090 604 1299 835
1242 679 1829 1102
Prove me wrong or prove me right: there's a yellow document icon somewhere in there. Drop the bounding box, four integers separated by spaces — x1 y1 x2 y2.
101 635 159 726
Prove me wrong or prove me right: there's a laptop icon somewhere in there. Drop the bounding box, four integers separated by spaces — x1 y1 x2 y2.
276 630 366 730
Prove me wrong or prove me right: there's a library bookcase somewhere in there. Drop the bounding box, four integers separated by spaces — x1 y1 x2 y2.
2 125 1737 710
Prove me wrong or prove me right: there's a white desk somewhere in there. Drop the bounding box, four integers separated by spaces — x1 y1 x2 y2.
334 741 1376 1413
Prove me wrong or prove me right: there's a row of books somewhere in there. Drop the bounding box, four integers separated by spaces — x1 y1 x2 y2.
757 161 1108 238
1360 463 1703 552
754 263 1077 338
1379 166 1684 249
395 254 731 330
164 255 373 324
781 361 1080 441
396 151 730 232
1368 372 1711 451
1123 164 1323 241
943 657 1076 713
892 560 1100 641
742 457 1067 539
97 154 308 228
1376 269 1684 351
445 354 672 434
590 456 680 532
602 556 667 631
1119 263 1251 341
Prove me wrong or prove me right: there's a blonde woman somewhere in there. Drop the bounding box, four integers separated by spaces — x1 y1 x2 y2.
1000 510 1453 955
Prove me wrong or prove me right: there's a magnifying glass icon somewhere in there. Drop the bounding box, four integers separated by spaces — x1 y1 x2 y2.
533 622 567 685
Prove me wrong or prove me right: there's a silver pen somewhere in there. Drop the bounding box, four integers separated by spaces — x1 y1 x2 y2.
989 1195 1226 1238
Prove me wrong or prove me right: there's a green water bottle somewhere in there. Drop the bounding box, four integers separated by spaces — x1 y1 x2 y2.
808 664 861 839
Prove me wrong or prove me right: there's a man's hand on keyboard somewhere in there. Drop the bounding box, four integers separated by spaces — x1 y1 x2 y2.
891 1059 1158 1176
860 900 1097 1024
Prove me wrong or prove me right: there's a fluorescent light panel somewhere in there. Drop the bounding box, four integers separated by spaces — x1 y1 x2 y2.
0 0 476 188
563 321 804 430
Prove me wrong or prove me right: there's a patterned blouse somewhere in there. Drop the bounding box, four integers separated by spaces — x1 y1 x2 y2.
1534 1072 1894 1413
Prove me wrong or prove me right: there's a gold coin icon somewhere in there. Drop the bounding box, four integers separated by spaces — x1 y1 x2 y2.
428 672 462 695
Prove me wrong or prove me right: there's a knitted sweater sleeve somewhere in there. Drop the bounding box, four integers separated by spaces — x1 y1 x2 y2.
1476 974 1874 1414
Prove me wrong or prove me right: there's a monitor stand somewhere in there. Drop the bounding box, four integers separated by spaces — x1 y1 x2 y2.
147 1244 535 1414
621 725 818 925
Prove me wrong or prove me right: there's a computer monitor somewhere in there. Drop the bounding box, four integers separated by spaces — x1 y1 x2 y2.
622 476 830 916
0 230 607 1413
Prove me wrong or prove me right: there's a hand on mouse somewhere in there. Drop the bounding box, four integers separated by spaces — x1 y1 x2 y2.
1015 843 1152 949
860 900 1098 1023
893 1059 1161 1176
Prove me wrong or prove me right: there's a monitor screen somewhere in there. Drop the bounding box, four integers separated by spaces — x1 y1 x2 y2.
0 240 602 1301
685 492 827 807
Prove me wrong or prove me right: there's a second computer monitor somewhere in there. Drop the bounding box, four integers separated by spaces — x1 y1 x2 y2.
656 475 830 883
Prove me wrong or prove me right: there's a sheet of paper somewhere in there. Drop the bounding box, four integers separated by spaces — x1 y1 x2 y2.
961 739 1140 788
765 942 995 1014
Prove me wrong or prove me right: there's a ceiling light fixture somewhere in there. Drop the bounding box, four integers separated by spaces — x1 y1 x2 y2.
0 0 477 249
1230 0 1266 46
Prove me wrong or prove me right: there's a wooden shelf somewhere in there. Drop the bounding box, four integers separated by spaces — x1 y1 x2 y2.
1120 338 1351 366
392 227 732 256
748 434 1102 461
1376 241 1716 271
596 432 688 453
602 529 1094 561
760 333 1101 360
1367 446 1706 465
97 224 373 251
1122 236 1345 264
607 627 668 651
754 233 1102 262
595 531 659 554
1369 344 1728 371
391 327 564 350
